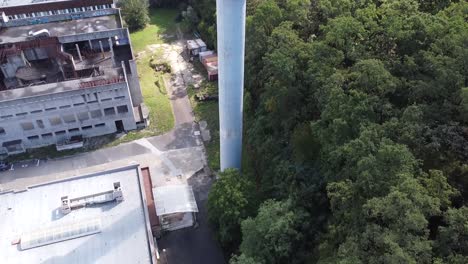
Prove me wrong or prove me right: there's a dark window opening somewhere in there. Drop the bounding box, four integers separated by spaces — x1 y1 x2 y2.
115 120 124 132
117 105 129 114
104 107 116 116
42 133 53 139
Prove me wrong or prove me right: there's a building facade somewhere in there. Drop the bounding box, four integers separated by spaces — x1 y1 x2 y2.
0 0 147 155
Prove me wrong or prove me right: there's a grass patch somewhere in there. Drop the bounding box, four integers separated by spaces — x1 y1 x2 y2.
188 82 220 171
130 8 179 53
6 146 82 162
5 134 116 162
139 55 174 133
105 8 179 146
108 54 174 147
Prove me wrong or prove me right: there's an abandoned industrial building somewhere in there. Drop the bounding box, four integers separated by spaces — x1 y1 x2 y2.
0 0 148 155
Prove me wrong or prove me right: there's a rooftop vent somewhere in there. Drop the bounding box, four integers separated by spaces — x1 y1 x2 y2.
60 182 123 214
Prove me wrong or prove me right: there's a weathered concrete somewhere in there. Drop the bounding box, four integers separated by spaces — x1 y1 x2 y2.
217 0 246 170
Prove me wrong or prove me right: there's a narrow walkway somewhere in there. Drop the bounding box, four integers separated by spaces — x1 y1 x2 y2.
165 32 196 125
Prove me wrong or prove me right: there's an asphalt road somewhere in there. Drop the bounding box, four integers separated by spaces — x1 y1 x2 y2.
158 172 226 264
0 123 200 191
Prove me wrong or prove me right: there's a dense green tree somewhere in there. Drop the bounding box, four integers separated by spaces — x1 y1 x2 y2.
207 169 256 252
434 207 468 263
233 199 308 264
183 0 468 261
119 0 150 31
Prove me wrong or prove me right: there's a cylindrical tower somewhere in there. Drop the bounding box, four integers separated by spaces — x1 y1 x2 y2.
216 0 246 170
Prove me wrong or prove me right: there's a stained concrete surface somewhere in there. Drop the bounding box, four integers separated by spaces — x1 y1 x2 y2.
158 170 226 264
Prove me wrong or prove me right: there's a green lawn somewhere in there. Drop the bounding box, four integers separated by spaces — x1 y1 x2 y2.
137 55 174 134
104 8 179 146
130 8 179 53
188 83 221 171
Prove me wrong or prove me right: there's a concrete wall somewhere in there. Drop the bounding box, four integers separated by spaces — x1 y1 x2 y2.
0 9 118 28
0 82 137 151
59 28 129 44
127 60 143 106
24 48 49 61
1 55 25 78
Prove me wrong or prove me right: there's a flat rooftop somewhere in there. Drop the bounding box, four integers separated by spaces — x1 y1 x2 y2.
0 15 118 43
0 66 121 102
0 166 154 264
0 0 69 8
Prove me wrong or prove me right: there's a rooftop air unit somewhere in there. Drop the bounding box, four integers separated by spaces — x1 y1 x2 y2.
60 181 124 214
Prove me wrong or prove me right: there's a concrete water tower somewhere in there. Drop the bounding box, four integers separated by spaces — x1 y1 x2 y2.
216 0 246 170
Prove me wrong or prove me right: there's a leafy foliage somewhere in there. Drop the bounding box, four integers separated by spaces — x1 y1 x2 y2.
207 169 256 252
119 0 150 31
176 0 468 263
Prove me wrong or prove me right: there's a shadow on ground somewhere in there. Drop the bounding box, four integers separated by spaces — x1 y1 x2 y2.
158 171 226 264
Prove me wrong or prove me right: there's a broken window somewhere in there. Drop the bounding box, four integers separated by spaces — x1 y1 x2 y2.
90 110 102 119
104 107 116 116
21 122 34 131
63 114 76 123
36 120 45 129
49 117 62 126
117 105 129 114
77 112 89 121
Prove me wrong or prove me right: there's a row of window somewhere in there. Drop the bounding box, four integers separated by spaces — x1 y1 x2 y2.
0 94 126 120
26 123 107 141
7 4 113 20
23 105 129 131
0 105 128 136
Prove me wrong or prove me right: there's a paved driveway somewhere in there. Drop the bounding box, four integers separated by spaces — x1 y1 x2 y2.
158 171 226 264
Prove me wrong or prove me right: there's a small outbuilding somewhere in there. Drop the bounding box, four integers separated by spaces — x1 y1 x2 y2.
154 184 199 231
186 39 207 56
198 50 215 62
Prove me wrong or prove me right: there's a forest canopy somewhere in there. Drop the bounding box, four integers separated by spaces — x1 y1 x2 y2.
175 0 468 263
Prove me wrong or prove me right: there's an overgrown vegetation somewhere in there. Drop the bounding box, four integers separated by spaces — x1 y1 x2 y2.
183 0 468 263
188 82 220 171
129 8 178 53
108 54 174 147
119 0 150 31
110 9 179 145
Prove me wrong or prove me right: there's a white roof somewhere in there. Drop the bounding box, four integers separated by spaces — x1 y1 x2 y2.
187 39 199 50
153 185 198 216
195 39 207 48
0 166 154 264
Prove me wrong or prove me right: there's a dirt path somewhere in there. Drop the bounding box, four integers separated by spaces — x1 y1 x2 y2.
145 26 204 126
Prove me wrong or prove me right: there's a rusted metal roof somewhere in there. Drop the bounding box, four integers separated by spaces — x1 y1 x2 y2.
141 167 160 229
